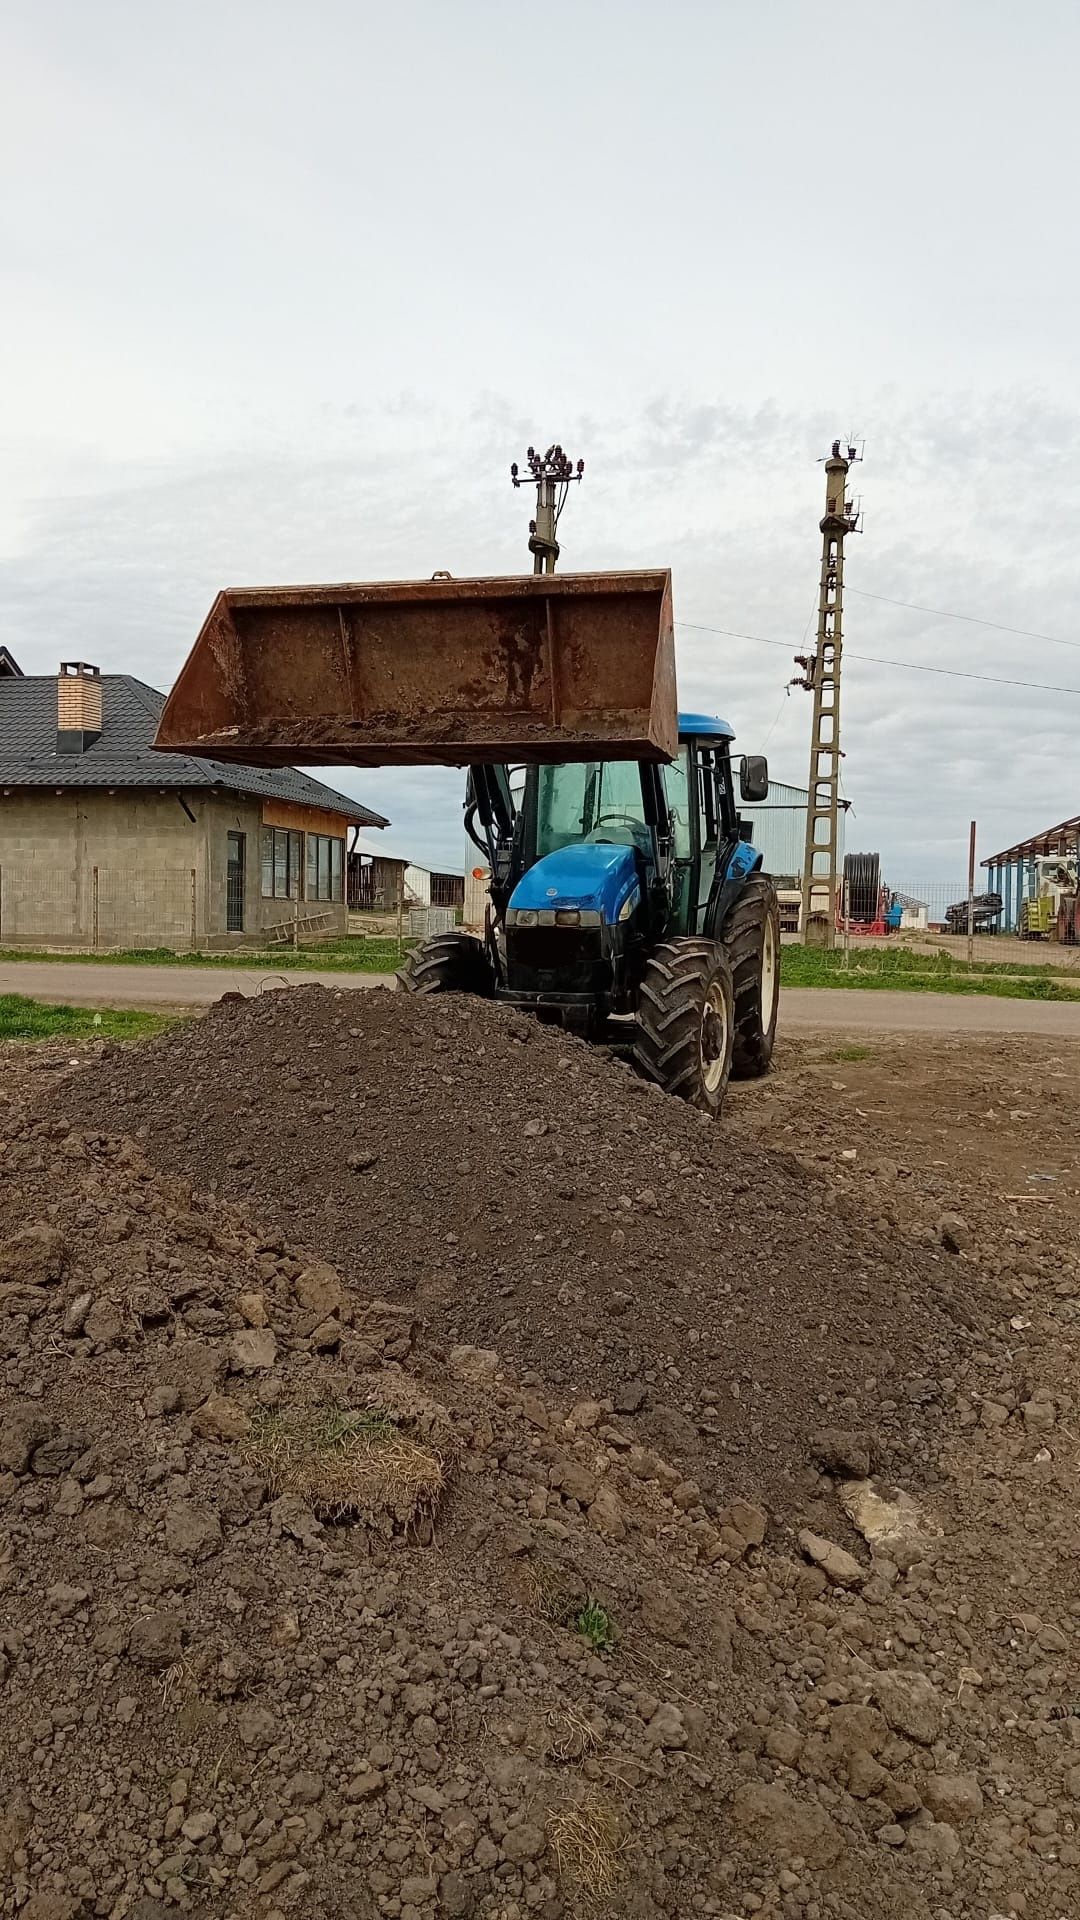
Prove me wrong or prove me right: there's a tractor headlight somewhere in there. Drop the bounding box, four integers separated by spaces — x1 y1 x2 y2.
555 909 581 926
617 889 640 922
510 908 537 926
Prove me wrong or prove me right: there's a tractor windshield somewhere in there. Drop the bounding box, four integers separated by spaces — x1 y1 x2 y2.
534 761 648 858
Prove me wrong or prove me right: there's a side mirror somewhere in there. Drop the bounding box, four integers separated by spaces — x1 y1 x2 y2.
740 754 769 803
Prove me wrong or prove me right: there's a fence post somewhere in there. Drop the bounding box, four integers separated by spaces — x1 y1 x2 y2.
190 868 197 951
397 882 404 957
966 822 976 964
92 866 99 952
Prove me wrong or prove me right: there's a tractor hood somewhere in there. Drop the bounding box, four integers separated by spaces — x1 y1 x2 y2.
507 844 641 924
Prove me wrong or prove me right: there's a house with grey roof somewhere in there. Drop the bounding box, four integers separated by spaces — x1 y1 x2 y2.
0 654 388 948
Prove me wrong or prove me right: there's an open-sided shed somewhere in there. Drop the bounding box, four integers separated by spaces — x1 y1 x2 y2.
983 814 1080 930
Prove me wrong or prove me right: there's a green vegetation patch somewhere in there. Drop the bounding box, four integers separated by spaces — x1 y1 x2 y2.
572 1598 619 1653
0 994 169 1043
781 944 1080 1001
0 937 410 974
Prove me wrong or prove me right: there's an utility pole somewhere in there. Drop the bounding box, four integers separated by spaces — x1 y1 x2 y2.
511 444 585 573
792 440 862 946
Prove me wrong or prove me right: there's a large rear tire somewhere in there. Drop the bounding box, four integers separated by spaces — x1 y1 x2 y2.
396 931 496 997
721 873 781 1078
633 938 735 1116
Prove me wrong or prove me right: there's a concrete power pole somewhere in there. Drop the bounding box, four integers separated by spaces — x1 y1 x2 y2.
793 440 862 946
511 444 585 573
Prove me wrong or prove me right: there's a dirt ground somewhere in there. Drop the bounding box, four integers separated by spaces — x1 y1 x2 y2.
1 1002 1078 1920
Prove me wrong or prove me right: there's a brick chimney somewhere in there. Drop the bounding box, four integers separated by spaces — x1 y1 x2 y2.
57 661 102 755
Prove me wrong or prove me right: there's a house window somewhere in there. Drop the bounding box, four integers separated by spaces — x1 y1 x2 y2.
261 828 302 900
307 833 344 902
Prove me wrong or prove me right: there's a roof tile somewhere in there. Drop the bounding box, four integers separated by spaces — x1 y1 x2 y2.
0 674 388 828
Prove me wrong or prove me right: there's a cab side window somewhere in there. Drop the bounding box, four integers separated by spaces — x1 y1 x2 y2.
663 749 693 860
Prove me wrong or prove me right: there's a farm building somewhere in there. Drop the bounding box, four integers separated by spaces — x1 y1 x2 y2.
0 654 387 948
894 890 930 931
349 841 464 914
984 813 1080 932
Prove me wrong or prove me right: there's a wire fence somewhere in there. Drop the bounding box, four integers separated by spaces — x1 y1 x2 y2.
839 878 1080 959
0 866 198 950
879 880 989 932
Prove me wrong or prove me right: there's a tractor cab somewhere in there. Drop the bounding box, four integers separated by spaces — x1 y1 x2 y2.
468 717 768 1032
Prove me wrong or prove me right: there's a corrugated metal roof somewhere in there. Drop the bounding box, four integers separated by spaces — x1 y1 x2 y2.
0 673 388 827
984 814 1080 864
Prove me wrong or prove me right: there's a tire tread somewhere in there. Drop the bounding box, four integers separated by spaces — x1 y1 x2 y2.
632 937 734 1113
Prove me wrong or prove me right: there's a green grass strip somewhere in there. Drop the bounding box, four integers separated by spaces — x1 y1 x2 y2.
0 994 170 1042
781 943 1080 1000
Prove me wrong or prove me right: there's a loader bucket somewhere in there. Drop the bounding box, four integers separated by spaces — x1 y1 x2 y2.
154 570 678 768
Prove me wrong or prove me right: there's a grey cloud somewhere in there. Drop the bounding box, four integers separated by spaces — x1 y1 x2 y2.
5 383 1080 884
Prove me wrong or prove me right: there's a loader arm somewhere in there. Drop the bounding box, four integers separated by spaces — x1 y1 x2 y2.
465 763 521 920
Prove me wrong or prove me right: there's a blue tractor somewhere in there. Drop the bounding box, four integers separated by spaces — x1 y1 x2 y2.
398 716 779 1113
152 446 779 1111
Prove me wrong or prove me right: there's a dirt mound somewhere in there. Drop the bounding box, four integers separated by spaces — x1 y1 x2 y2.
3 1013 1079 1917
59 986 977 1514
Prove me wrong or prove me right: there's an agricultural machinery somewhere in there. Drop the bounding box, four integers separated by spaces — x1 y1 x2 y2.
1019 854 1080 941
153 450 780 1113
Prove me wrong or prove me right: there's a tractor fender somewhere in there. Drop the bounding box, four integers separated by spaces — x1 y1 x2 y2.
704 839 763 940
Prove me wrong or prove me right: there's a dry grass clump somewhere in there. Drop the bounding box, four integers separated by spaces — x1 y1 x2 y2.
542 1702 600 1765
547 1793 623 1906
243 1405 444 1529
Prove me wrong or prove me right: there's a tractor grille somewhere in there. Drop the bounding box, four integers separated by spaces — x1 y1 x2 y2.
507 926 608 992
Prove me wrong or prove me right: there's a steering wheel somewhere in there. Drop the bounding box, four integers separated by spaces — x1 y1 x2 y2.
587 812 642 839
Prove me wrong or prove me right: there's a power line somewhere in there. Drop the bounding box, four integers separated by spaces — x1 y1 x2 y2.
848 586 1080 652
677 620 1080 697
760 681 791 753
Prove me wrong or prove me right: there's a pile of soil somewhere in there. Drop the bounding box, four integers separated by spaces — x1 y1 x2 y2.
1 1000 1076 1919
59 987 977 1514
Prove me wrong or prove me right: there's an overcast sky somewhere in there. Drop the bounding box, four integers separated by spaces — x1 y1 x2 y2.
3 0 1080 887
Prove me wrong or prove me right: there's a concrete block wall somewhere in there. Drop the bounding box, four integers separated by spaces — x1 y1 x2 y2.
0 791 202 947
0 789 349 949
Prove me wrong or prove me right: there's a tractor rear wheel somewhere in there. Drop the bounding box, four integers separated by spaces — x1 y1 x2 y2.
721 874 781 1078
633 939 735 1115
396 931 496 997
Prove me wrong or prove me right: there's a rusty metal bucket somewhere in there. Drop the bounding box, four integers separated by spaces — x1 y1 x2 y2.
153 570 678 767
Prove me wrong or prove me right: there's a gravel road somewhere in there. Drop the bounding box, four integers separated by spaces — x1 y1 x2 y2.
5 959 1080 1036
0 960 396 1010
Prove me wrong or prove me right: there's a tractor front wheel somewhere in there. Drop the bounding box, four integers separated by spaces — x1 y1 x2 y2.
721 874 781 1078
396 931 497 997
633 939 735 1116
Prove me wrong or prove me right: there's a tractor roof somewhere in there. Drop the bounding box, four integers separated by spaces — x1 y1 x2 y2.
678 712 734 741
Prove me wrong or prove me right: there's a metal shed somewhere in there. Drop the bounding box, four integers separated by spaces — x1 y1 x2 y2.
983 814 1080 932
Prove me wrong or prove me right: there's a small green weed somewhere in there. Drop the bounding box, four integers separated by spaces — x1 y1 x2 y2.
824 1043 874 1063
573 1599 618 1653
